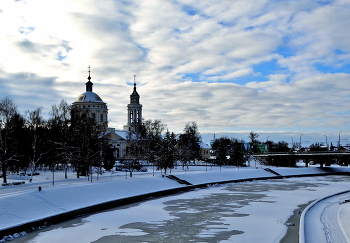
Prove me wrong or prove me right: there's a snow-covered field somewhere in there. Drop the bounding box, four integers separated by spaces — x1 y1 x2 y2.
10 175 350 243
1 163 350 242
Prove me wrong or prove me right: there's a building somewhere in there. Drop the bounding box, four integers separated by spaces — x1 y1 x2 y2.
124 75 142 131
72 70 143 160
72 69 108 127
199 141 211 160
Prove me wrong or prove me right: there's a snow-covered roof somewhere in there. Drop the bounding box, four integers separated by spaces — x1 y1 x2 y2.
98 131 111 139
115 130 128 140
198 141 210 149
76 91 104 103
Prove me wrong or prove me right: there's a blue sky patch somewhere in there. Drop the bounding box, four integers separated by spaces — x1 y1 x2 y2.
276 45 295 58
182 5 198 16
232 75 269 85
135 44 148 59
181 73 206 82
334 49 347 55
253 59 286 76
56 51 66 61
314 63 350 74
18 26 35 35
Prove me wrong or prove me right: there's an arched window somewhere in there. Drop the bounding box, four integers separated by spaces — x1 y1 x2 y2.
116 148 119 158
100 114 103 122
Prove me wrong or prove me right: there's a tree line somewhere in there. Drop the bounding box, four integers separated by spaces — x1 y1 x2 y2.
120 120 202 177
211 131 293 167
0 98 115 183
0 97 204 183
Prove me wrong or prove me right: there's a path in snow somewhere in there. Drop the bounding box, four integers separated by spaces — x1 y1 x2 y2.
303 191 350 243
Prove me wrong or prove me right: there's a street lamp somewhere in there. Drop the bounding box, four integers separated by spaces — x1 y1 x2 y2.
300 134 303 149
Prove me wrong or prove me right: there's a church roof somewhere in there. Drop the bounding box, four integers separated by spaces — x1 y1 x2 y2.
198 141 210 149
76 91 104 103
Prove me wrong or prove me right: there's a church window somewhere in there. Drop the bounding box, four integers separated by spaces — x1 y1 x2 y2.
100 114 103 122
116 148 119 158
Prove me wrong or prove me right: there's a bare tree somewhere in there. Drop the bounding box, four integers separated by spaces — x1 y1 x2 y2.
0 98 19 183
249 131 259 153
122 123 146 177
142 119 166 165
27 107 48 182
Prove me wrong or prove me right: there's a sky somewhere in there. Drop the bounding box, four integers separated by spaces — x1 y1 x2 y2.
0 0 349 146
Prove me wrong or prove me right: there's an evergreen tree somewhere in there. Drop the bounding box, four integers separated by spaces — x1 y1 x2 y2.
155 130 177 174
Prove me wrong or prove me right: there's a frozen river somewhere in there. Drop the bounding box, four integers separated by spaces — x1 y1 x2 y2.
13 175 350 243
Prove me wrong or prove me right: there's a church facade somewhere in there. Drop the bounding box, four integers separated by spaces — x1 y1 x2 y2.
72 70 142 159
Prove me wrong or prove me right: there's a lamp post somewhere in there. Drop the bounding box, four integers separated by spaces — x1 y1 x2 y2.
324 135 328 150
300 134 303 149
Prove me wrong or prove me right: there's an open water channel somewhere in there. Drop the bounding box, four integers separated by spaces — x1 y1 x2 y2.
13 175 350 243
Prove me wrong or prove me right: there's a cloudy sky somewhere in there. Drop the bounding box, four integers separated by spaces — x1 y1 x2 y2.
0 0 349 146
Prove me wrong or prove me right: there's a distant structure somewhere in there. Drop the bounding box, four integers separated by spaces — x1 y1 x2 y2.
72 66 108 127
199 141 211 160
124 75 143 131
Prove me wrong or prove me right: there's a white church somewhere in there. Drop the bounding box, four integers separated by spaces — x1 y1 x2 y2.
72 69 142 159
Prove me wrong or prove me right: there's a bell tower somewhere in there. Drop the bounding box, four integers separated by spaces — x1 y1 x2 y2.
124 75 142 131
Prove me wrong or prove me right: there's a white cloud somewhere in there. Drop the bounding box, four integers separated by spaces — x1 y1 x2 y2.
0 0 349 144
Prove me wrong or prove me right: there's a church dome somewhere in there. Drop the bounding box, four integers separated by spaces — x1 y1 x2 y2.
76 91 104 102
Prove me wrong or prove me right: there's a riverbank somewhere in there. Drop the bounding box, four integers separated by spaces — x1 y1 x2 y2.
1 165 349 239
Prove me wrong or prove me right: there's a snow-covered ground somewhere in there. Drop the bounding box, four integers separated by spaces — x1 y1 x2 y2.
1 163 350 242
10 175 350 243
301 190 350 243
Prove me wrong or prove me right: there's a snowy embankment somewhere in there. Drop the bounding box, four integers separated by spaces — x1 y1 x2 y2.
300 190 350 243
0 166 349 237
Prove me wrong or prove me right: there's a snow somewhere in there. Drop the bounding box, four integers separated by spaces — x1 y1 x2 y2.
274 166 350 176
174 167 272 185
1 164 350 242
301 190 350 243
0 173 183 231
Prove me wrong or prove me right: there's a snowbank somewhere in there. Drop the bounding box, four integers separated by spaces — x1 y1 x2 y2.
0 165 349 237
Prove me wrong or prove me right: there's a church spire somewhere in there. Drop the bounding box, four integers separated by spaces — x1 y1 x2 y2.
124 75 143 131
86 65 93 92
133 75 136 91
